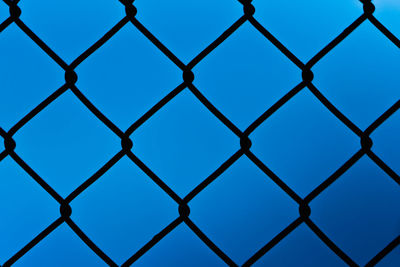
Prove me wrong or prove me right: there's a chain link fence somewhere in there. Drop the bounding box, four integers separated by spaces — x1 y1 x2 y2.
0 0 399 266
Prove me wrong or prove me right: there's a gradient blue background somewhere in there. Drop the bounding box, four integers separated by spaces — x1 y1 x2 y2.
0 0 399 266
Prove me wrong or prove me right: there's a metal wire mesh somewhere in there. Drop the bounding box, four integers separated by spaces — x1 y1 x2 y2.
0 0 399 266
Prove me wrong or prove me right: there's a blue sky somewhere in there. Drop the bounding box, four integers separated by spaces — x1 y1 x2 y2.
0 0 399 266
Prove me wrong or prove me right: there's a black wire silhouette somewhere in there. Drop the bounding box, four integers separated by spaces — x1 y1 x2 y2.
0 0 399 266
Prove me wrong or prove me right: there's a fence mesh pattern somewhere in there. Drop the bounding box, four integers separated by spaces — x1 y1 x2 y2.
0 0 399 266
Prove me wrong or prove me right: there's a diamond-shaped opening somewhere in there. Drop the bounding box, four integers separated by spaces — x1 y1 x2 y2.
252 0 363 61
254 224 346 266
0 157 58 264
250 89 359 197
313 21 400 130
375 245 400 267
14 90 120 197
134 224 227 267
310 156 400 266
0 24 64 131
132 89 238 197
19 0 124 63
194 22 300 130
374 0 400 39
71 156 178 265
77 23 181 130
135 0 242 63
190 156 298 265
14 224 107 267
371 109 400 174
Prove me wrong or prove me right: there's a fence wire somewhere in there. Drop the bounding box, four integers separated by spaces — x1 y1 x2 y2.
0 0 399 266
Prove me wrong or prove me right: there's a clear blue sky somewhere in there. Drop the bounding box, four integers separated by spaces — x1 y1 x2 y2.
0 0 399 266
